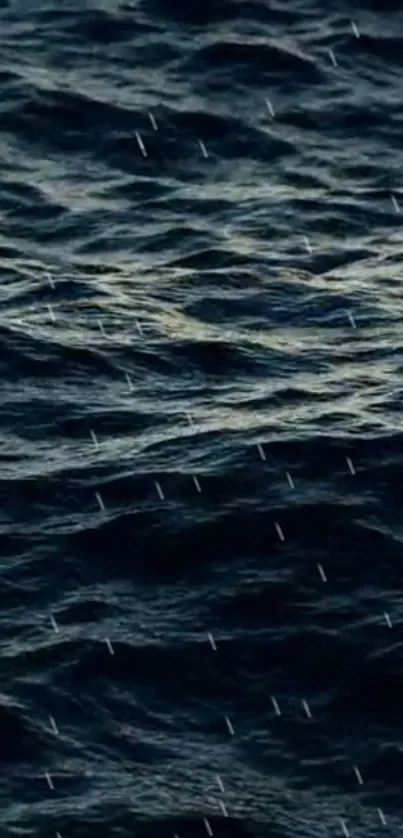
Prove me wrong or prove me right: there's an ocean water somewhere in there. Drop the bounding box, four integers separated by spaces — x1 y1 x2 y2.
1 0 403 836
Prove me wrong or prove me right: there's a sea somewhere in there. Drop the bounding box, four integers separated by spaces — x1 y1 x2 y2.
1 1 403 837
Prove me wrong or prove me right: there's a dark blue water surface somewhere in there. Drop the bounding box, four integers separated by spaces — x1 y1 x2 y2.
2 0 403 836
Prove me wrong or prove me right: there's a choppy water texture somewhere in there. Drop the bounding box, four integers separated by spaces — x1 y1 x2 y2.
2 0 403 836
